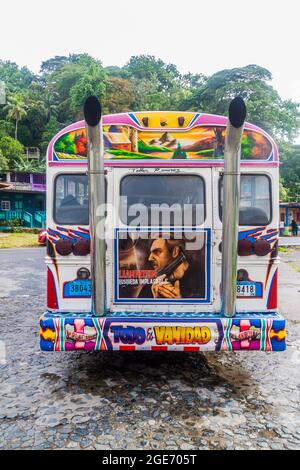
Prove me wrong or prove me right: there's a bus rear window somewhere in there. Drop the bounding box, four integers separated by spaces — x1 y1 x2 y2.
219 174 271 225
120 175 205 226
54 174 89 225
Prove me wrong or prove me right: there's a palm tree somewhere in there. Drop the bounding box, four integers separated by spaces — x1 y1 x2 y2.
5 94 28 140
43 89 59 120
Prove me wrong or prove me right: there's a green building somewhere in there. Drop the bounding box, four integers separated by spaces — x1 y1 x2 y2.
0 171 46 229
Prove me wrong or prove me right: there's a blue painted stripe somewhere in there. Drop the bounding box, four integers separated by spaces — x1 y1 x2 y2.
188 113 201 127
128 113 141 127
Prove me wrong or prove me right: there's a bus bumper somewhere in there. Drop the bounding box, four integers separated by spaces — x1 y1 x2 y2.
39 311 286 352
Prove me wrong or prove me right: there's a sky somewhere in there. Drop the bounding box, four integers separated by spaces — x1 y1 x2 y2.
1 0 300 140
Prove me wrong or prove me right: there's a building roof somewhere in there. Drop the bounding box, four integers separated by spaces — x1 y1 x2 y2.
280 202 300 208
0 183 10 190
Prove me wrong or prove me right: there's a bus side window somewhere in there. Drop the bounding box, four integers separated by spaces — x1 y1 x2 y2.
54 174 89 225
219 174 272 225
54 174 107 225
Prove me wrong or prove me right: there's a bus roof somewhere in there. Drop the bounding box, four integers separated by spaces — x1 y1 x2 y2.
47 111 278 168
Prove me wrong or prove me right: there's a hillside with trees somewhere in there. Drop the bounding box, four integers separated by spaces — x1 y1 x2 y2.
0 54 299 200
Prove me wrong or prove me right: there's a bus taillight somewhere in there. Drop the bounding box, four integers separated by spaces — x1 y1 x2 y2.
238 239 252 256
47 268 58 309
56 239 73 256
253 239 271 256
73 239 90 256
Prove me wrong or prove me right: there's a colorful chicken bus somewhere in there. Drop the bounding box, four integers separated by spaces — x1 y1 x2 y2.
40 96 286 352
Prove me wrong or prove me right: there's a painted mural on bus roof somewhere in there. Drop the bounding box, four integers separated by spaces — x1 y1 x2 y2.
48 112 277 164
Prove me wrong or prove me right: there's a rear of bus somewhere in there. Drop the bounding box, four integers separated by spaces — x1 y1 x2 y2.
40 109 286 352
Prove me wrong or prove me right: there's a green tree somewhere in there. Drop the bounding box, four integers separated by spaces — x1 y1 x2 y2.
125 55 181 91
131 77 167 110
40 117 62 154
22 98 47 146
43 90 59 120
4 94 28 140
279 178 289 202
0 136 24 169
69 63 107 118
102 76 134 114
0 148 9 171
124 55 185 110
17 124 33 147
0 120 14 139
183 65 300 141
105 66 130 80
0 68 49 147
280 144 300 202
17 81 55 147
40 55 71 74
180 72 207 90
43 54 107 123
0 60 35 93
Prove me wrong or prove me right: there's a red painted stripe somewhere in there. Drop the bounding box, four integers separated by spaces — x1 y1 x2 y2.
265 319 272 351
54 318 60 352
119 345 136 351
151 346 168 351
47 268 58 309
267 268 278 309
184 346 200 352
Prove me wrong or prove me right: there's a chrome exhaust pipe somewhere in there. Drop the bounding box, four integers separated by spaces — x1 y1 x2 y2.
221 97 246 318
84 96 106 316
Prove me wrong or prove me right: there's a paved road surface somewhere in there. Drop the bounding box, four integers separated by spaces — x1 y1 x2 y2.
279 236 300 246
0 247 300 450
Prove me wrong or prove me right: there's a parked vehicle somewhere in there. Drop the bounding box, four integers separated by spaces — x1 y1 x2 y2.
38 229 47 245
39 97 286 353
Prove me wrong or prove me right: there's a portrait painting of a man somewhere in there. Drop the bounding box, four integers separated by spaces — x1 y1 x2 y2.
117 231 207 302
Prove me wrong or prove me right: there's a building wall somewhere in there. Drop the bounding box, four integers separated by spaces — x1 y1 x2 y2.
279 205 300 233
0 192 46 228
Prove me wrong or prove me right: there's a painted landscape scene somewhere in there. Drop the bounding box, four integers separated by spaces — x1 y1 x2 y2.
53 125 273 161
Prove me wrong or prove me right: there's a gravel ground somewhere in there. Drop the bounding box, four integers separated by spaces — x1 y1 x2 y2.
0 247 300 450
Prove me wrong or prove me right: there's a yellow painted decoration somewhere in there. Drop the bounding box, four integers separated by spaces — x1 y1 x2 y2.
270 329 286 341
154 326 211 345
133 112 196 129
40 327 56 342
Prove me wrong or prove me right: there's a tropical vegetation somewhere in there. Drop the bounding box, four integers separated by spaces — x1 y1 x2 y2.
0 54 299 199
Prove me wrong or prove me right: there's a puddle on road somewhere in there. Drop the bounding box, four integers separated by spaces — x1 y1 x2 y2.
47 350 279 445
47 350 263 412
